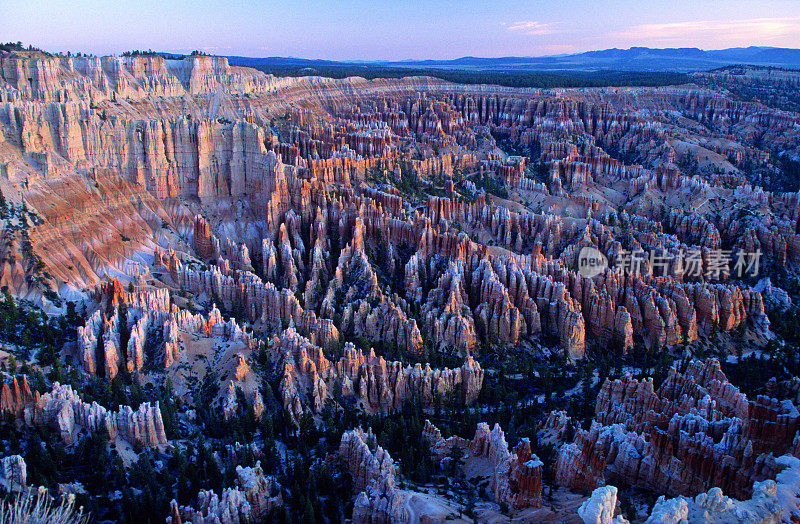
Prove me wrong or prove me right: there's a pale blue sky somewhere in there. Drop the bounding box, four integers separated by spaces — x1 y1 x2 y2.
3 0 800 60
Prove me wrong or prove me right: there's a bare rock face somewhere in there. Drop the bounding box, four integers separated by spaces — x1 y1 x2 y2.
167 461 283 524
578 486 629 524
0 50 786 364
424 420 543 509
20 170 177 291
94 279 171 313
323 217 423 356
640 454 800 524
82 285 177 375
0 376 34 416
234 463 282 518
221 354 264 421
420 261 479 354
77 309 102 374
0 455 27 492
538 410 572 446
0 53 284 103
194 215 217 259
77 292 256 378
174 263 309 332
3 381 167 447
339 428 409 524
556 359 800 500
554 423 612 492
277 328 483 424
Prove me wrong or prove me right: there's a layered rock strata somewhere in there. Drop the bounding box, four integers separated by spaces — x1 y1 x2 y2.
1 50 785 361
556 359 799 499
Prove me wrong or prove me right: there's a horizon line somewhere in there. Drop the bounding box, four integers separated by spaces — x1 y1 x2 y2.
6 41 800 63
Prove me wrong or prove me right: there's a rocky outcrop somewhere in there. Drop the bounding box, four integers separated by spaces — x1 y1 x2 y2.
322 217 423 356
277 328 483 424
221 354 265 421
538 410 573 446
420 261 479 354
77 296 256 377
194 215 217 259
3 381 167 447
167 461 282 524
339 428 409 524
93 279 171 313
641 454 800 523
556 359 800 500
0 375 34 416
423 420 543 509
578 486 629 524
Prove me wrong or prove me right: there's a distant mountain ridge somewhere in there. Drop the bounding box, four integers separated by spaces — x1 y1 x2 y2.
228 46 800 72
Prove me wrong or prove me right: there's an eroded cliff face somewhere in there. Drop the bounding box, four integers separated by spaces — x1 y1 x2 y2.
555 359 800 500
0 50 785 362
3 49 800 522
580 454 800 523
0 53 292 102
1 377 167 447
642 454 800 523
277 328 483 424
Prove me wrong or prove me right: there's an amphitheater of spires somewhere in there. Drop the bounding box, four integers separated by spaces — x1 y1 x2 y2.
334 358 800 522
2 48 800 522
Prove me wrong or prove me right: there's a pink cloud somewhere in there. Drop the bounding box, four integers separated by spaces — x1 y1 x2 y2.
507 20 556 36
611 17 800 44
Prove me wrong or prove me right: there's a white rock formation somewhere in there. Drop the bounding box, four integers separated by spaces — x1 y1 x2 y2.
167 461 282 524
595 455 800 524
20 383 168 447
579 486 629 524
